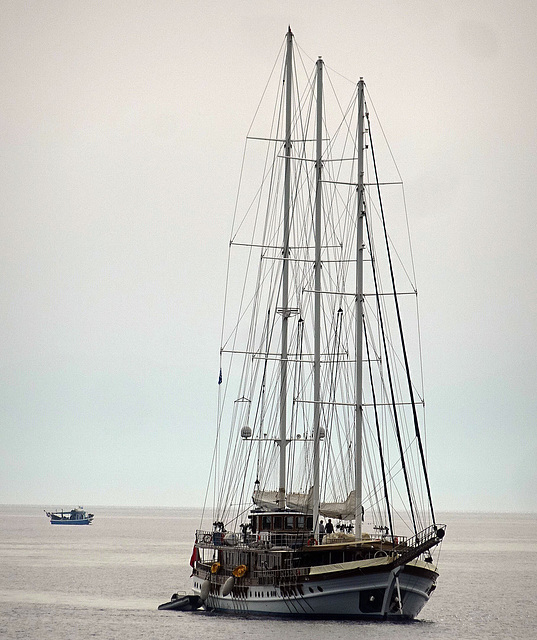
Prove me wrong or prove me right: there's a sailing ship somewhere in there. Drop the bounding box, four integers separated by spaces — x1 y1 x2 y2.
45 507 94 525
189 28 445 619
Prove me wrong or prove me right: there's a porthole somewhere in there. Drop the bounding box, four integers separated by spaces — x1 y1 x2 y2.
359 588 385 613
317 586 323 592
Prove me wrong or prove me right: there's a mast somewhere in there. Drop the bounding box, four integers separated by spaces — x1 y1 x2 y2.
278 27 293 509
354 78 365 540
312 56 323 535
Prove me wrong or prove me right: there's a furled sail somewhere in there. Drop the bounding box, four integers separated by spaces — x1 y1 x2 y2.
319 491 356 520
253 489 355 519
252 489 312 512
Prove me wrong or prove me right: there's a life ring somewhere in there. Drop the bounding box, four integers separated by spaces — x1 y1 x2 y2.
202 533 212 544
211 562 221 574
232 564 248 578
307 537 318 546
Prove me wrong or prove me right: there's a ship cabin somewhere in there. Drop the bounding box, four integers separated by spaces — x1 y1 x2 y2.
194 509 385 579
245 510 319 551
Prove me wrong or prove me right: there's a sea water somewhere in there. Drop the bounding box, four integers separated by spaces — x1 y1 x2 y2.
0 506 535 640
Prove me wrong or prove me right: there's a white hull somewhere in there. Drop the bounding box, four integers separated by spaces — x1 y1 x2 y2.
192 562 437 619
45 508 93 525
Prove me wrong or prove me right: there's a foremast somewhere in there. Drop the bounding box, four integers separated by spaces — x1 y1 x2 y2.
278 27 293 509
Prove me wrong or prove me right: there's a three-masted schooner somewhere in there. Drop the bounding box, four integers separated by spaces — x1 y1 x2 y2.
188 28 445 619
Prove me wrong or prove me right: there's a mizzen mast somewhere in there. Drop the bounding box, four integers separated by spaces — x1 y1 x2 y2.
312 56 324 536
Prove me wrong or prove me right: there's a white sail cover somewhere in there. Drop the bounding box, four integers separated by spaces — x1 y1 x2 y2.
253 489 356 520
320 491 356 520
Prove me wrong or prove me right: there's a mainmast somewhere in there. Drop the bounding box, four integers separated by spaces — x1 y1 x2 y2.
312 56 323 535
278 27 293 509
354 78 365 540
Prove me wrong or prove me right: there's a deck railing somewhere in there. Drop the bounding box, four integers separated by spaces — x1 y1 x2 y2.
195 560 311 585
195 529 312 549
391 523 446 567
195 523 445 563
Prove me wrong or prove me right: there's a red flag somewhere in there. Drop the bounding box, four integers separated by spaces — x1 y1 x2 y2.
189 545 200 568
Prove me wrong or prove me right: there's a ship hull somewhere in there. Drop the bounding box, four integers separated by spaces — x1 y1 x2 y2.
192 563 437 619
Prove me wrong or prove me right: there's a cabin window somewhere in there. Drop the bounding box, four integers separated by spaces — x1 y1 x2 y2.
297 515 305 529
273 516 283 530
261 515 271 530
307 516 313 529
285 515 294 530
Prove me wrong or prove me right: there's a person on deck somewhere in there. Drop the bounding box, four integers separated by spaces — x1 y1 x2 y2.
319 520 325 543
325 519 334 535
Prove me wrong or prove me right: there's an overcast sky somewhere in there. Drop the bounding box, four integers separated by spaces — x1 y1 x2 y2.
1 0 536 512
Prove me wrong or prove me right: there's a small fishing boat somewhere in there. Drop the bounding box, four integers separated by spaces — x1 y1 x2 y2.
44 507 94 525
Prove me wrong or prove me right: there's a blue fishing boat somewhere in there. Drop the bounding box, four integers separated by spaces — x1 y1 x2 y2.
45 507 94 525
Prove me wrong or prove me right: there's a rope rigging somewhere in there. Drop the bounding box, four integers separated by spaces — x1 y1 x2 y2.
366 111 437 529
204 42 435 541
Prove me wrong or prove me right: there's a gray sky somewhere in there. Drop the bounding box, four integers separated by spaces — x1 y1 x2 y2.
1 0 536 512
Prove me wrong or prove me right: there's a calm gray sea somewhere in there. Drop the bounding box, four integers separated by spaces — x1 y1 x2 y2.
0 506 535 639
